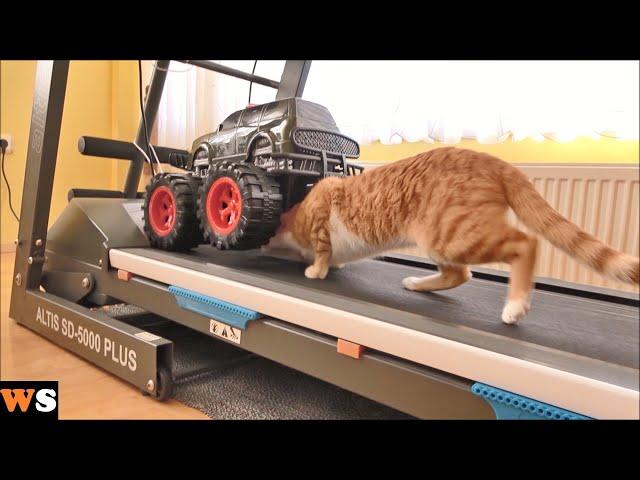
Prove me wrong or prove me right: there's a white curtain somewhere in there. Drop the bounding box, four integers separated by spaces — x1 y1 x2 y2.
154 61 286 149
153 60 639 150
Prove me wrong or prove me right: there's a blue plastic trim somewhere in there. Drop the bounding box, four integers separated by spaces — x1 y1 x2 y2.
168 285 262 330
471 383 591 420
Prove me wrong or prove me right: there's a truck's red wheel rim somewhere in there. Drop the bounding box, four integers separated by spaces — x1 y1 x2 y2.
206 177 242 235
148 186 176 237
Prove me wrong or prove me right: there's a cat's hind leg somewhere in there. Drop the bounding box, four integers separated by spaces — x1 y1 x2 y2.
454 225 537 325
403 264 471 292
497 231 538 325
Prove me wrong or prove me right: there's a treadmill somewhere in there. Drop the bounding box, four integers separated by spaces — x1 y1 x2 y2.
10 60 639 420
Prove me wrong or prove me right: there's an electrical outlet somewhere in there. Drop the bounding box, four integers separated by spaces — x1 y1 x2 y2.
1 133 13 154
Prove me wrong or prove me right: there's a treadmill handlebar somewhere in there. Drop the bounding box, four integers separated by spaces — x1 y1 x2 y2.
78 136 190 168
78 136 136 160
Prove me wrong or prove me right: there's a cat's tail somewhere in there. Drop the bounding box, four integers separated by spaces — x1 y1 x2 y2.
501 163 639 285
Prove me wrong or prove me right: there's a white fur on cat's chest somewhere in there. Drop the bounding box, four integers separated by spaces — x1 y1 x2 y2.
329 213 410 265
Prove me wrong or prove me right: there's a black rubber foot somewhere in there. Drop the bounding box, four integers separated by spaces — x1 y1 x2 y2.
156 366 174 401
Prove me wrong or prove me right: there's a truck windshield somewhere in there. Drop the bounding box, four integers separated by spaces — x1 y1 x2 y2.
221 110 242 131
295 99 338 131
262 101 289 122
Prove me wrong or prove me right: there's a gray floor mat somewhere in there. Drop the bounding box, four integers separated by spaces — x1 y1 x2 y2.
107 306 411 419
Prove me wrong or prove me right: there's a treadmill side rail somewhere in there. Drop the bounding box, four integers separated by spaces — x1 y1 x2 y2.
168 285 262 329
471 383 591 420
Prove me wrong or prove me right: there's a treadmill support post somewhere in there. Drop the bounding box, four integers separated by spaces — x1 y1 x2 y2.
11 61 69 299
123 60 170 198
9 61 173 399
276 61 312 99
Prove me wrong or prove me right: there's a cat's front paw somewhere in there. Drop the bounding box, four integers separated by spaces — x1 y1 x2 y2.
305 265 329 280
501 299 530 325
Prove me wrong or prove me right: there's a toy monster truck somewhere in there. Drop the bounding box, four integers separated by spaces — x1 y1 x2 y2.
142 98 363 251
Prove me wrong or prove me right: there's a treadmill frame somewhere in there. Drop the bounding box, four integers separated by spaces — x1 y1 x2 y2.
8 61 638 419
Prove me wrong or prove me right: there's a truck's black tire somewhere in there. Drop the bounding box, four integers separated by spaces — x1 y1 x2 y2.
198 161 282 250
143 173 202 251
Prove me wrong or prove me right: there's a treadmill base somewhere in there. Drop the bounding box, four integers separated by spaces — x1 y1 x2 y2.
18 197 639 419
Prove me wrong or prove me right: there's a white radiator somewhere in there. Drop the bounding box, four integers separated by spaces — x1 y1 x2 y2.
513 164 639 293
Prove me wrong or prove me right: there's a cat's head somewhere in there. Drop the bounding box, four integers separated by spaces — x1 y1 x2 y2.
261 203 308 257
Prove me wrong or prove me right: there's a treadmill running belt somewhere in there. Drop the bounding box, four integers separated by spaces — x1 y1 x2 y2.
120 247 639 371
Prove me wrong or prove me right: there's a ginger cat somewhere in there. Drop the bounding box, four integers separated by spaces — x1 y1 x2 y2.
262 147 640 324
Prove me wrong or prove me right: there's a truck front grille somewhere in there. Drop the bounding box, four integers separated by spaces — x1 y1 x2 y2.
292 129 360 158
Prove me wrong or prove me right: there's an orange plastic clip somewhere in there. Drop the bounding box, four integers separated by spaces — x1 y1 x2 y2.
117 269 133 281
337 339 365 359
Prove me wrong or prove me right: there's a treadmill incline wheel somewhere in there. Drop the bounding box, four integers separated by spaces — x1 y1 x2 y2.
198 161 282 250
143 173 202 251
